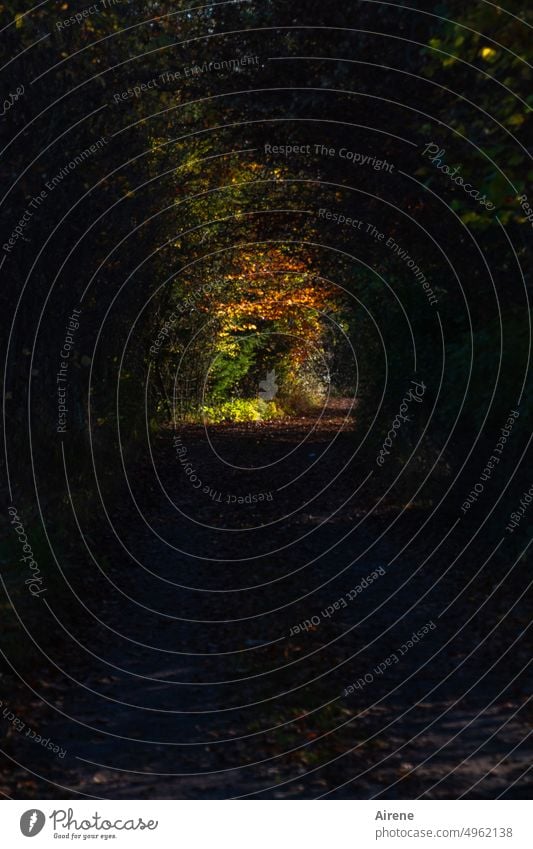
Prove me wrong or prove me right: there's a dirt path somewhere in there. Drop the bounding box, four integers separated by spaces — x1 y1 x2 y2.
2 403 531 798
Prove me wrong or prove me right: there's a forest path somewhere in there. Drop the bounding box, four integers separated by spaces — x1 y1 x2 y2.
2 402 531 799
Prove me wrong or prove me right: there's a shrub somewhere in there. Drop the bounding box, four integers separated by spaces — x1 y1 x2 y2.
200 398 285 423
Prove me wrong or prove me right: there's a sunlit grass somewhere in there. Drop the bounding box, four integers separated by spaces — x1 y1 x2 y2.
200 398 286 424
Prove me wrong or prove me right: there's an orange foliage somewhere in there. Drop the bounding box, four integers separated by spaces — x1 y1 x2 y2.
200 248 339 333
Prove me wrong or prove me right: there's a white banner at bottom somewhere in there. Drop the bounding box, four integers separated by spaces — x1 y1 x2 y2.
1 800 530 848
